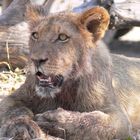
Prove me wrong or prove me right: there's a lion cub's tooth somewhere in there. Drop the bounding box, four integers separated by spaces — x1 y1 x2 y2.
47 76 52 82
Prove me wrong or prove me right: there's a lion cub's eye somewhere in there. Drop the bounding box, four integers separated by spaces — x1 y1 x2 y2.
31 32 39 40
58 33 69 42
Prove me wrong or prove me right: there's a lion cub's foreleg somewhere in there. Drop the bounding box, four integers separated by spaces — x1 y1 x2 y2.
35 108 131 140
0 96 47 140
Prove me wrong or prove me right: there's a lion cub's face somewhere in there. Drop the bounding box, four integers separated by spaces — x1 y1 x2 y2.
26 6 110 98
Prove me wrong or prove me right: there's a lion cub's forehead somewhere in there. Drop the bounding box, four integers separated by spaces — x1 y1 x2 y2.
35 12 80 33
48 12 78 23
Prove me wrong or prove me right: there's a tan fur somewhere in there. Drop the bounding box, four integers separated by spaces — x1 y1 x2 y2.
79 7 110 41
0 6 140 140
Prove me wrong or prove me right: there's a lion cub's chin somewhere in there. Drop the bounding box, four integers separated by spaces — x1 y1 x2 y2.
35 86 61 98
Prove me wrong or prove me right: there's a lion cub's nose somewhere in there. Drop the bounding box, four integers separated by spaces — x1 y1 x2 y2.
31 58 48 67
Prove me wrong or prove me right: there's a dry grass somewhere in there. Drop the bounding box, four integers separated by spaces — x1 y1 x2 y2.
0 31 26 97
0 66 25 97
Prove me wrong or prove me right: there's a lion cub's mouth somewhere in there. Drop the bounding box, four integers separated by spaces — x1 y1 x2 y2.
36 71 64 88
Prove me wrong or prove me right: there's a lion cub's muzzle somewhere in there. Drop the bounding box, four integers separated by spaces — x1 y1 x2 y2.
36 71 64 88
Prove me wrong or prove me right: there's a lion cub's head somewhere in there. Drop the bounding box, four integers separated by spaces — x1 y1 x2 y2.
26 5 110 98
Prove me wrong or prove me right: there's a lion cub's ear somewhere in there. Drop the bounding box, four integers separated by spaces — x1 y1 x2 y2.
26 5 45 24
79 7 110 42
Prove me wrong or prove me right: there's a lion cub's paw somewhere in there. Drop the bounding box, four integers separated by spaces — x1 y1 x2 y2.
0 116 46 140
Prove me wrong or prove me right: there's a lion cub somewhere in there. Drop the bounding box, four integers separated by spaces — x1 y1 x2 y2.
0 5 140 140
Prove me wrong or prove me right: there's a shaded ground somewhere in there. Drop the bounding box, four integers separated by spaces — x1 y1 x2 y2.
110 27 140 58
110 40 140 58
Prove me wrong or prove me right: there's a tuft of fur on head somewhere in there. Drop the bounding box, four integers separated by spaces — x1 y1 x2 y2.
25 4 48 29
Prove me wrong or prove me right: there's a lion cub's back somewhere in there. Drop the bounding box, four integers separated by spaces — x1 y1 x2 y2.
112 54 140 90
112 54 140 128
